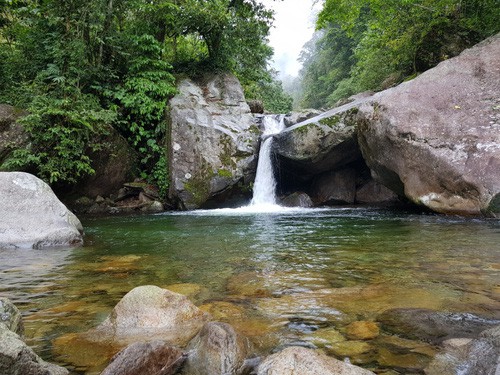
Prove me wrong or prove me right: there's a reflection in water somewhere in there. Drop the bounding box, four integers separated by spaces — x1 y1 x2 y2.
0 208 499 374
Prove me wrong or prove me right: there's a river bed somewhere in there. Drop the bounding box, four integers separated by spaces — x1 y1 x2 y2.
1 207 499 374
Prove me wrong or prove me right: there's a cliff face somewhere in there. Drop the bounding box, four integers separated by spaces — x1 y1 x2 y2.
168 74 259 210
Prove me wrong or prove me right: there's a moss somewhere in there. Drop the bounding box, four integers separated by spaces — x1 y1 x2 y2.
319 108 359 128
219 134 236 169
217 168 233 178
248 124 260 134
183 160 213 207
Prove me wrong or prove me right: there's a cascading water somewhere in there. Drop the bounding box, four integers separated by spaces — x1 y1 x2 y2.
251 115 286 207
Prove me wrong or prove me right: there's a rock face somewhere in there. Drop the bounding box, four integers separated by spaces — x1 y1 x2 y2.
89 285 210 347
0 172 83 249
274 102 363 177
257 346 375 375
183 322 253 375
169 74 260 209
311 168 357 205
357 33 500 216
280 192 314 208
100 341 186 375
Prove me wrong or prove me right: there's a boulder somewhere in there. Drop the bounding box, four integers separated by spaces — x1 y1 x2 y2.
257 346 375 375
273 101 366 177
0 104 28 165
0 172 83 249
280 192 314 208
247 100 264 114
169 74 259 209
355 179 399 204
357 33 500 216
0 297 23 336
0 309 68 375
283 109 322 127
425 325 500 375
100 341 186 375
88 285 210 347
183 322 253 375
311 168 357 205
378 308 500 344
345 321 380 340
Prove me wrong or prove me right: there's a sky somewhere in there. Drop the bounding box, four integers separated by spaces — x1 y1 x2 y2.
260 0 322 78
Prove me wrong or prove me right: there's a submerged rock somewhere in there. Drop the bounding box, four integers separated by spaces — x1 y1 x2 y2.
378 308 500 344
257 346 375 375
183 322 253 375
87 285 210 347
169 74 259 209
100 341 186 375
0 172 83 249
357 33 500 216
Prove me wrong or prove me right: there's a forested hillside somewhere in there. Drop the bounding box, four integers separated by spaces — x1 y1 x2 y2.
298 0 500 109
0 0 291 192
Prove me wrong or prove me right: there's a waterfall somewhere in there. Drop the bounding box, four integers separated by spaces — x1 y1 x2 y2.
251 115 285 206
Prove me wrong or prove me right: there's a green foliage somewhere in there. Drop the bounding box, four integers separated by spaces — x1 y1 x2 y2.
298 0 500 109
245 77 293 114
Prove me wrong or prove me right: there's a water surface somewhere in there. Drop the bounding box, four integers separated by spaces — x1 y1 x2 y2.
1 207 499 373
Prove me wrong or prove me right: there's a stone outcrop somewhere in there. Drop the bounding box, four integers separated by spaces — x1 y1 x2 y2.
100 341 186 375
257 346 375 375
183 322 253 375
0 172 83 249
280 192 314 208
355 179 398 204
169 74 259 209
273 102 364 177
283 109 322 127
0 298 68 375
357 33 500 216
87 285 210 347
311 168 357 205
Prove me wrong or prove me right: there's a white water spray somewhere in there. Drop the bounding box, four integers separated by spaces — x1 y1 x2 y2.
251 115 286 207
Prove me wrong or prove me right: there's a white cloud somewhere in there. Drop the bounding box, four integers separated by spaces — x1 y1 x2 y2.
260 0 322 78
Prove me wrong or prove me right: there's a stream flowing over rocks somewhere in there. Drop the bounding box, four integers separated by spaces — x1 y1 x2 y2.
0 172 83 249
168 74 259 209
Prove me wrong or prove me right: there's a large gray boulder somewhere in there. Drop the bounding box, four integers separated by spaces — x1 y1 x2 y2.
88 285 210 347
169 74 259 209
183 322 253 375
357 33 500 216
273 101 365 177
0 172 83 249
257 346 375 375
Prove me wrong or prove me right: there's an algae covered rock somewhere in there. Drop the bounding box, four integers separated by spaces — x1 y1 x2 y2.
169 74 259 209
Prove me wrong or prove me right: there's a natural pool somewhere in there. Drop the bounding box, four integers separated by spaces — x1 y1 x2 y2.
1 207 499 374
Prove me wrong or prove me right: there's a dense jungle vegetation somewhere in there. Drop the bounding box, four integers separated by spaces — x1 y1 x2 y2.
0 0 292 192
297 0 500 109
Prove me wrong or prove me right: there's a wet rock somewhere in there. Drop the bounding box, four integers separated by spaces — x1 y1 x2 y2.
345 321 380 340
378 308 500 344
0 172 83 249
169 74 259 209
377 347 431 372
0 321 68 375
183 322 253 375
88 285 210 347
0 297 23 336
355 179 399 204
357 33 500 216
328 340 374 359
310 327 346 347
274 104 362 177
283 109 322 127
280 192 314 207
257 346 375 375
247 100 264 114
311 168 357 205
100 341 186 375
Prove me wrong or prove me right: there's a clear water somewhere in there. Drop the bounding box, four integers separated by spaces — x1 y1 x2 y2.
0 208 499 374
